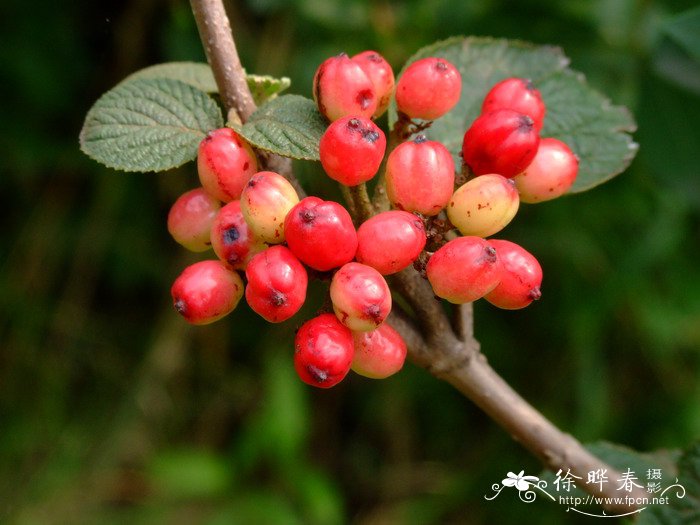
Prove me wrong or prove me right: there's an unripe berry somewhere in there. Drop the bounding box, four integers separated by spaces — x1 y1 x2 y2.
319 116 386 186
240 171 299 244
462 109 540 178
210 200 266 270
395 57 461 120
513 138 579 203
245 246 308 323
355 211 426 275
330 262 391 332
426 237 501 304
385 135 455 216
294 313 354 388
171 260 244 325
352 323 407 379
167 188 221 252
485 240 542 309
284 197 357 271
197 128 258 202
481 78 546 132
351 50 395 118
447 174 520 238
313 53 377 121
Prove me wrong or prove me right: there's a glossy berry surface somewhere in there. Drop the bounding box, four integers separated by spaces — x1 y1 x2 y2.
485 239 542 310
330 262 391 332
284 197 357 271
294 313 354 388
171 260 244 325
245 246 308 323
426 236 501 304
319 116 386 186
355 211 426 275
351 50 395 118
240 171 299 244
395 57 461 120
210 200 266 270
513 138 579 203
313 53 377 121
352 323 407 379
385 135 455 216
481 78 546 132
197 128 258 202
462 109 540 178
447 174 520 238
167 188 221 252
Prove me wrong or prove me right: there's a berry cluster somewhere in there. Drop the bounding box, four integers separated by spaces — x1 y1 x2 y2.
166 51 579 389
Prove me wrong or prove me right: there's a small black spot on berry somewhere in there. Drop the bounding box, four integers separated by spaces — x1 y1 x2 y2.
484 246 497 263
174 299 187 316
223 226 240 244
348 118 361 130
301 209 316 223
517 115 534 132
307 365 328 383
529 287 542 301
435 60 447 71
524 79 535 91
270 290 286 306
413 134 427 144
363 130 380 143
366 304 382 322
357 89 374 110
367 53 381 62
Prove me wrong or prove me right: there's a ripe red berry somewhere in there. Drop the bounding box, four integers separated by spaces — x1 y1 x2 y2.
351 50 395 118
352 323 407 379
330 262 392 332
481 78 546 132
485 240 542 310
355 211 426 275
240 171 299 244
313 53 377 121
385 135 455 216
462 109 540 178
426 236 501 304
210 200 266 270
513 138 579 203
395 57 461 120
319 116 386 186
294 313 354 388
284 197 358 271
167 188 221 252
245 246 308 323
197 128 258 202
171 260 244 325
447 174 520 238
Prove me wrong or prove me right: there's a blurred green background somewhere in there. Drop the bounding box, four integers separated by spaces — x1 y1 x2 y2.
1 0 699 523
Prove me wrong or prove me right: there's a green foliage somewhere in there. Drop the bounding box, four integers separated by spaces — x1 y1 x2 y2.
79 78 223 172
233 95 327 160
392 36 638 192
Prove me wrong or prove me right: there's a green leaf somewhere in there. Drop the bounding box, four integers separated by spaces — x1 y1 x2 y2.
391 36 637 193
79 78 223 172
123 62 291 104
234 95 327 160
123 62 219 93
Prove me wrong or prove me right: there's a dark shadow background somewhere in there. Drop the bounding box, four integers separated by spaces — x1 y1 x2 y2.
1 0 699 523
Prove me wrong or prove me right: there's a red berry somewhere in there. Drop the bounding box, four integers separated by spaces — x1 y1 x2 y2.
313 53 377 121
447 174 520 238
485 240 542 309
240 171 299 244
167 188 221 252
385 135 455 216
319 116 386 186
197 128 258 202
395 57 461 120
284 197 358 271
210 200 266 270
352 323 407 379
426 237 501 304
294 313 354 388
481 78 546 132
245 246 308 323
355 211 426 275
462 109 540 178
330 262 391 332
171 260 244 325
351 50 395 118
513 138 579 203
